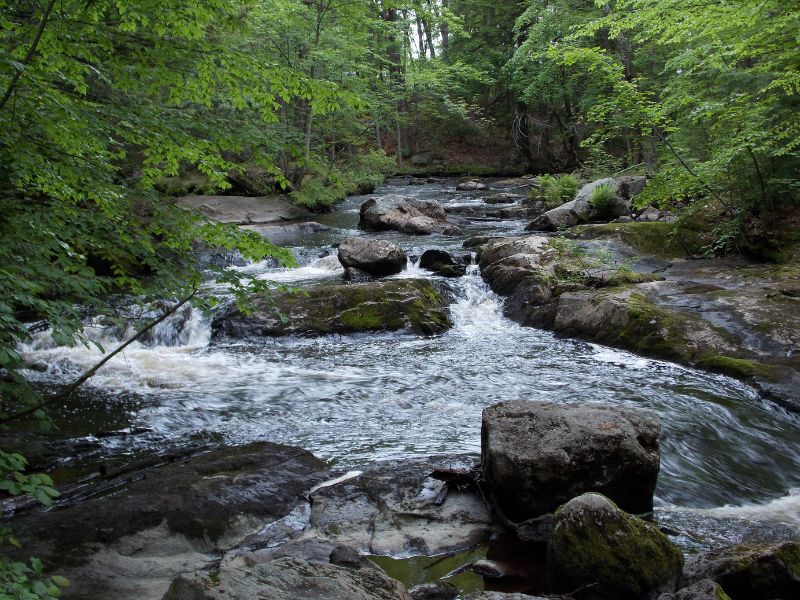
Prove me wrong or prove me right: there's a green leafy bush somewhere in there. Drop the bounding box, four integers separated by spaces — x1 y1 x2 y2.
540 174 580 209
588 183 617 214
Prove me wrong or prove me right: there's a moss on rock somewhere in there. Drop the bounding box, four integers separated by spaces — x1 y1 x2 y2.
696 356 781 382
212 279 453 339
570 222 710 258
548 493 683 600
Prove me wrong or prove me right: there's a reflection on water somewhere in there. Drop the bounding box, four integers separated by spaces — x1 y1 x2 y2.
18 177 800 542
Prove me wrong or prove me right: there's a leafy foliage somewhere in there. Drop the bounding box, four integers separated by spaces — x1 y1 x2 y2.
588 183 617 215
539 174 580 209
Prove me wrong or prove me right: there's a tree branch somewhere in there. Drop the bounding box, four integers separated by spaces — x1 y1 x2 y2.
0 289 198 426
0 0 58 114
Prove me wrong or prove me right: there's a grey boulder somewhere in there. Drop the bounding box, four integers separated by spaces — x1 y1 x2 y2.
527 176 647 231
360 194 461 235
338 237 407 276
481 401 661 520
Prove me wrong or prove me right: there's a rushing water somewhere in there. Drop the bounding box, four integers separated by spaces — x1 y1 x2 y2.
18 178 800 543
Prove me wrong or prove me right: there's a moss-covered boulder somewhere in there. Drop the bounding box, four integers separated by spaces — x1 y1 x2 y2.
482 402 661 521
547 493 684 600
211 279 452 340
681 541 800 600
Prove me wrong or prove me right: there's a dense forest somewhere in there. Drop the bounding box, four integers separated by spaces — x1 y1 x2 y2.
1 1 799 597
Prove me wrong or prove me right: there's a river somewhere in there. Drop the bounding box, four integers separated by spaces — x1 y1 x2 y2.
18 177 800 550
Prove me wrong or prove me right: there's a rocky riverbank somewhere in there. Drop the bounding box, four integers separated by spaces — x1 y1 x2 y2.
5 402 797 600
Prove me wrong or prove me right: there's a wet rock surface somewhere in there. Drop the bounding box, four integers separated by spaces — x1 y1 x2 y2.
456 181 488 191
360 194 462 235
548 493 684 600
240 456 501 562
419 249 467 278
481 401 661 520
211 279 453 338
3 442 330 599
162 556 412 600
475 226 800 412
338 237 408 276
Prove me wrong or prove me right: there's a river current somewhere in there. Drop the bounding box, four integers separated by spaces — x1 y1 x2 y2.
19 178 800 547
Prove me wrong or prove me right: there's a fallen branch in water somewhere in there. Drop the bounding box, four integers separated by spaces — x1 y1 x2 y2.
0 288 198 426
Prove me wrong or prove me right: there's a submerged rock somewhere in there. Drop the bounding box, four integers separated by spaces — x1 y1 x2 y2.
481 401 661 520
338 237 408 276
547 493 683 600
419 249 466 278
211 279 452 339
360 194 461 235
162 556 412 600
681 541 800 600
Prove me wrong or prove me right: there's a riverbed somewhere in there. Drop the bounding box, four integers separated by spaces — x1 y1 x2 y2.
18 177 800 546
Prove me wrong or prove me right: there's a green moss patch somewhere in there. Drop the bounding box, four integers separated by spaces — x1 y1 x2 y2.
696 356 781 382
571 221 710 258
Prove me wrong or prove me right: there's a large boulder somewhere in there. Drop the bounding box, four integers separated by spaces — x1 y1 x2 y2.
338 237 407 276
481 401 661 520
162 557 411 600
211 279 452 339
681 541 800 600
360 195 461 235
418 249 466 278
527 176 647 231
547 493 684 600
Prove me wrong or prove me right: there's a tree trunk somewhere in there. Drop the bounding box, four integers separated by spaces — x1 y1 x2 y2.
439 0 449 50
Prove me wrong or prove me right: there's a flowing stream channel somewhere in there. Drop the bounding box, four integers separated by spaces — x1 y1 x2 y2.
18 178 800 552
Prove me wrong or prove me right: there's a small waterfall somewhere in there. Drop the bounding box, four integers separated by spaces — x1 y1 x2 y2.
255 253 344 283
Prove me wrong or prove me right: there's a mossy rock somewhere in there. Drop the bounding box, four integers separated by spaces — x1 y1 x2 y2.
211 279 452 339
682 541 800 600
696 355 781 382
548 493 683 600
570 222 710 258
